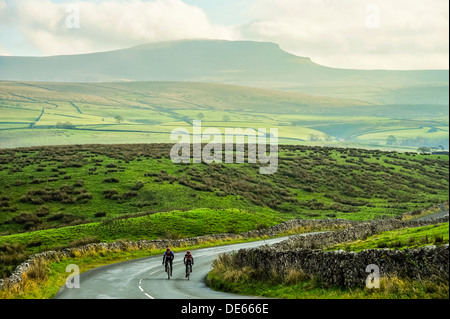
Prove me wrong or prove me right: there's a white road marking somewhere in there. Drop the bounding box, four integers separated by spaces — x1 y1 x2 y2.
139 286 143 292
145 293 155 299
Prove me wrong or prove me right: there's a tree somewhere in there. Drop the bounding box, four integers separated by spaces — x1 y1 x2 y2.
198 113 205 121
222 115 230 122
182 116 192 123
386 135 397 146
417 147 431 154
56 122 75 129
115 115 124 124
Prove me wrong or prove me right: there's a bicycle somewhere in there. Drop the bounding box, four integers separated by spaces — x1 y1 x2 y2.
165 260 173 280
185 261 192 280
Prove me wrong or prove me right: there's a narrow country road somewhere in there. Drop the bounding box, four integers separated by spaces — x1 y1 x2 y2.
415 210 449 222
54 235 309 299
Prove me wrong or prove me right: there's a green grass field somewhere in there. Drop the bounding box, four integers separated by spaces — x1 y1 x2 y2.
327 222 449 252
1 81 448 151
0 143 448 280
206 222 450 299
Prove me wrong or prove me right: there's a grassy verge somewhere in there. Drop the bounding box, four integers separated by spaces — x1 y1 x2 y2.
0 235 274 299
0 208 283 278
326 222 449 252
205 222 449 299
402 203 449 221
1 219 349 299
206 253 449 299
206 270 449 299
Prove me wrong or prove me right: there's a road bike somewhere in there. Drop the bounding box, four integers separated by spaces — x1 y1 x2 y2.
165 261 173 280
185 261 193 281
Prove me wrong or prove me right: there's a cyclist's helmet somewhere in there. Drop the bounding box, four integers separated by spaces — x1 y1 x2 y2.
187 250 191 254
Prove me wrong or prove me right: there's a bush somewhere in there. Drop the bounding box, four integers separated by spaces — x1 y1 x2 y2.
434 235 444 244
47 213 65 222
68 236 100 248
13 212 40 225
35 206 50 217
377 242 388 249
103 189 119 199
12 212 42 230
122 191 138 200
131 181 144 191
74 180 84 187
104 178 120 183
94 211 107 218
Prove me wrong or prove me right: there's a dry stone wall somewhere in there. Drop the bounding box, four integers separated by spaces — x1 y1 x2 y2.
230 215 449 287
231 244 449 287
0 218 354 289
1 214 447 290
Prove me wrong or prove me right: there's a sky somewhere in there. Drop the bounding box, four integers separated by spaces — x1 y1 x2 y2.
0 0 448 70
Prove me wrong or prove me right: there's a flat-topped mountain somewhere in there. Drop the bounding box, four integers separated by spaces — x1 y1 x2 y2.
0 40 447 90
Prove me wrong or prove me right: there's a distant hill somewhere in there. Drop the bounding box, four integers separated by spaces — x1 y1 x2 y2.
0 40 447 91
0 40 448 149
0 80 448 149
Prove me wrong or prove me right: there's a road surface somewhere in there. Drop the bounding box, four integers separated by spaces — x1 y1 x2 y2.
415 210 449 222
55 235 304 299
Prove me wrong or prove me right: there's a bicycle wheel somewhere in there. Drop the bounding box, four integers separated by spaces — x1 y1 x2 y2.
165 262 170 280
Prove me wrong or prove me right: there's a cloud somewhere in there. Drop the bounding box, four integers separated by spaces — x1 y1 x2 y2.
239 0 449 69
0 0 448 69
1 0 237 56
0 45 11 56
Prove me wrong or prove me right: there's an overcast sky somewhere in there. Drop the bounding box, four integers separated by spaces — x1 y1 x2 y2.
0 0 448 70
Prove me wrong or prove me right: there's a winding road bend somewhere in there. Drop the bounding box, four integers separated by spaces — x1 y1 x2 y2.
55 235 304 300
54 211 449 300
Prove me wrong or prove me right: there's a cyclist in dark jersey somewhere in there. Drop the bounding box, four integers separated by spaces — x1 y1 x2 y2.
163 247 174 275
184 250 194 278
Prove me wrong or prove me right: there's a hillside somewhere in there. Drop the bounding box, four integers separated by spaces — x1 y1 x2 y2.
0 81 448 150
0 143 448 278
0 40 447 100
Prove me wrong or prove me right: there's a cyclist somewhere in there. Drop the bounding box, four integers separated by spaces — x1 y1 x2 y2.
184 250 194 278
162 247 174 276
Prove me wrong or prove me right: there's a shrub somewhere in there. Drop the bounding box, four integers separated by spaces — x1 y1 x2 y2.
68 236 100 248
122 191 138 200
13 180 25 186
104 178 120 183
434 235 444 244
94 211 107 218
103 189 119 199
35 206 50 217
47 213 65 222
12 212 42 230
26 240 43 248
77 192 93 201
74 180 84 187
131 181 144 191
377 242 388 249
